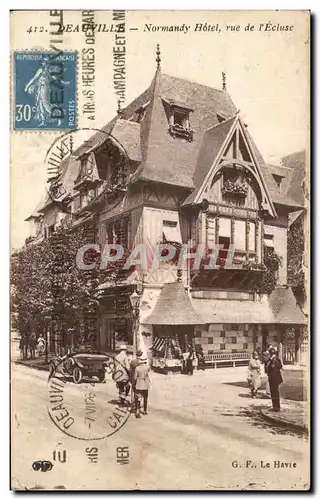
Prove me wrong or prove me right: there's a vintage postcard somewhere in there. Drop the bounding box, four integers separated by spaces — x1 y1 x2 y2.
10 10 310 491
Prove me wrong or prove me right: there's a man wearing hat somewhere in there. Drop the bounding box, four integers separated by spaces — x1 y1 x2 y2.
133 354 151 418
265 346 283 411
114 344 131 406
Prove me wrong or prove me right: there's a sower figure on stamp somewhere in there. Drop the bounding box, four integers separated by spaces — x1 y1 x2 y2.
265 346 283 411
134 355 151 418
114 344 131 407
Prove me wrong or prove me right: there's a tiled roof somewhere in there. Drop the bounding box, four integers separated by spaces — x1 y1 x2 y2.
244 129 303 209
193 297 275 324
145 281 205 325
135 73 237 188
283 151 306 206
111 120 141 162
268 287 306 325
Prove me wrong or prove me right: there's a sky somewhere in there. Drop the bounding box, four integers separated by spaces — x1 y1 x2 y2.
10 10 309 249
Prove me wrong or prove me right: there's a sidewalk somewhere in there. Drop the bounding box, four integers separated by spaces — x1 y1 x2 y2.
15 357 50 371
260 399 308 433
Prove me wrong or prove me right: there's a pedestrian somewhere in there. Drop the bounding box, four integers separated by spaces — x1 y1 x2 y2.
196 345 205 370
262 349 271 398
134 354 151 418
265 346 283 411
19 335 26 360
185 345 195 375
114 344 131 407
129 349 143 411
247 351 262 398
29 333 37 359
36 335 45 357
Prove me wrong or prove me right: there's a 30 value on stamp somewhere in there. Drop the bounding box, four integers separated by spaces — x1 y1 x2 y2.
13 51 77 131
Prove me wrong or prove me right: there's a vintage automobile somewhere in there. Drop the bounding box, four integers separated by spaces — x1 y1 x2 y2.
49 352 109 384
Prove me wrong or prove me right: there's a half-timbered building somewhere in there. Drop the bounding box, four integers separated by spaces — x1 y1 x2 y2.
26 50 307 370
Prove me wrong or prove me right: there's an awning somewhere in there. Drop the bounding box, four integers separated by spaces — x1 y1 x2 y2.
145 281 205 325
163 225 182 244
192 298 275 324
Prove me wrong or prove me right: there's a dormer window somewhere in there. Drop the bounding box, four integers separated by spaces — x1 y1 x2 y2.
162 97 194 142
173 109 189 128
169 106 194 142
272 174 283 189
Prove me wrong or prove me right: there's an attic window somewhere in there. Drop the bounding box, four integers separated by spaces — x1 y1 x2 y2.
168 106 194 142
173 109 189 128
273 174 283 189
217 114 226 123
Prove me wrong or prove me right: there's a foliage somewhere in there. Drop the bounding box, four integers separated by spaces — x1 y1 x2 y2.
258 246 282 295
10 223 128 347
222 179 248 197
287 216 306 306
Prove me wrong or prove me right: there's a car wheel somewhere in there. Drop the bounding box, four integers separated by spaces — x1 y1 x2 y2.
97 370 105 383
72 366 83 384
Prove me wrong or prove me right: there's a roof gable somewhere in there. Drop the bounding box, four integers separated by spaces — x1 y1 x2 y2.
187 115 276 217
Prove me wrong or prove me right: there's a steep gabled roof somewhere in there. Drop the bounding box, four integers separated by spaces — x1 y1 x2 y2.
145 281 205 325
133 72 237 188
186 116 238 203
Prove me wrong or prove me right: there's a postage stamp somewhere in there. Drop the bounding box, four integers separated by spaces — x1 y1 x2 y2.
13 51 77 131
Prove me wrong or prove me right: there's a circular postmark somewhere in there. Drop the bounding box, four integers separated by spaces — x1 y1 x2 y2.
44 127 131 214
47 352 132 441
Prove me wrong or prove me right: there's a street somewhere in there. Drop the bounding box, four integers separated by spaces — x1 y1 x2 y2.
11 362 309 491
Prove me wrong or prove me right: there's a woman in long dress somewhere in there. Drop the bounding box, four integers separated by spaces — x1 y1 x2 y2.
247 351 262 398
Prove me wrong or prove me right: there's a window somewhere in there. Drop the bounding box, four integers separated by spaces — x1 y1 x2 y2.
162 219 182 244
45 224 55 238
243 343 248 350
220 331 226 338
173 109 189 128
273 174 283 189
220 344 226 350
231 336 237 344
168 105 194 141
106 216 130 250
263 233 274 248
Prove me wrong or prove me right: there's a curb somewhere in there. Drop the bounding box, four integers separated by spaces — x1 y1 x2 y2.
15 360 49 372
260 408 308 433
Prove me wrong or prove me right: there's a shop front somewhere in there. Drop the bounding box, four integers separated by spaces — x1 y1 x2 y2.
144 281 205 373
97 284 135 353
